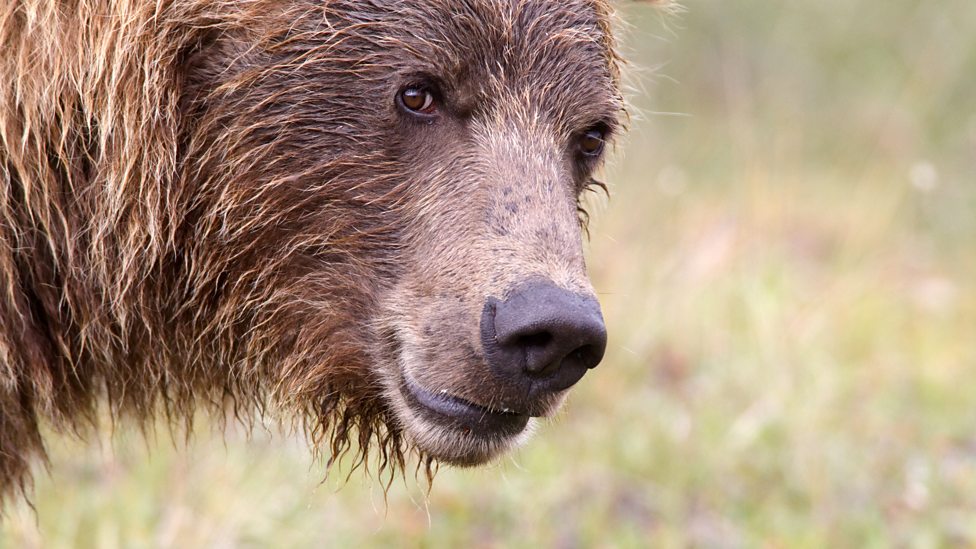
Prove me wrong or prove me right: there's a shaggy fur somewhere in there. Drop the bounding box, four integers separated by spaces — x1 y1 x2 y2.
0 0 639 500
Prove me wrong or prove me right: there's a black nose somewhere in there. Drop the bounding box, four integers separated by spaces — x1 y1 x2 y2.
481 282 607 394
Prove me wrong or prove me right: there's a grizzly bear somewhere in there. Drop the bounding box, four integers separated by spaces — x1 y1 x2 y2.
0 0 636 499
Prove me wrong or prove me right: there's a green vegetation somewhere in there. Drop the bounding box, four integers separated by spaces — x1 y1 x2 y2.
4 1 975 546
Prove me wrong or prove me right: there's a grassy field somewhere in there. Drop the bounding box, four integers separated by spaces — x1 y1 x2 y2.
4 1 976 546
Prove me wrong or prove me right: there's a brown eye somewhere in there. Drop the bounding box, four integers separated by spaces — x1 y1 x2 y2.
398 87 435 115
579 128 606 156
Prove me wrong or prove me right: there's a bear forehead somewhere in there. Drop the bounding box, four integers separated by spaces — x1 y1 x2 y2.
332 0 619 123
365 0 611 69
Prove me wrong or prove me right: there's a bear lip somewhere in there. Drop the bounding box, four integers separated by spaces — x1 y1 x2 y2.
400 375 530 438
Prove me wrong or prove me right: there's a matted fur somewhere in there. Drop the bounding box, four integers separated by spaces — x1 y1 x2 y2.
0 0 633 501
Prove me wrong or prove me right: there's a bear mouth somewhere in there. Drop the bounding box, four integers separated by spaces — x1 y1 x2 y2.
399 375 530 439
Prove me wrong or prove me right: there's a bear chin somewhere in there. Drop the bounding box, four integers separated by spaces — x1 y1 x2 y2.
385 372 539 466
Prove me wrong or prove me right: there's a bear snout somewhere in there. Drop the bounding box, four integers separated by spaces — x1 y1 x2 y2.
481 281 607 398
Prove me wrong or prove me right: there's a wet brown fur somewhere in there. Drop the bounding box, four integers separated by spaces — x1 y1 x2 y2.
0 0 632 501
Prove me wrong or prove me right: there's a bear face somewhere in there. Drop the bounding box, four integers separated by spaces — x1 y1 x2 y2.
180 0 619 465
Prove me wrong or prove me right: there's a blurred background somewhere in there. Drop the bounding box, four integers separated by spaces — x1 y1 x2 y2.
4 1 975 546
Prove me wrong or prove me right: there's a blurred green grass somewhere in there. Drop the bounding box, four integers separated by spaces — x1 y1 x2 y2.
4 1 976 546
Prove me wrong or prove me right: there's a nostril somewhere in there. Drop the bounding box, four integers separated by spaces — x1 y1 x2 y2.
574 344 602 369
522 337 600 377
516 332 552 350
515 331 559 375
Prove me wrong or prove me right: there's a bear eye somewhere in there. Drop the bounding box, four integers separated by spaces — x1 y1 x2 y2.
398 87 436 116
579 127 606 157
